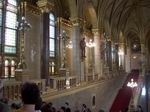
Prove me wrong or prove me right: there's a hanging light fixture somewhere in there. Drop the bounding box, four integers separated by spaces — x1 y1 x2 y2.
16 16 31 31
16 1 31 31
16 0 31 69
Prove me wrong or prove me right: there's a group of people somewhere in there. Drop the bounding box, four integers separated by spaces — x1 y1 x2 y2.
12 82 72 112
0 81 143 112
0 82 92 112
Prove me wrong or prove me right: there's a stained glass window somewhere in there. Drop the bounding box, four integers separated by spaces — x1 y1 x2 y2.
49 13 55 57
4 0 17 53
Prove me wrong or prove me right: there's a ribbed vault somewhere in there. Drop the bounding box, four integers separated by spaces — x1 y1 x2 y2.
88 0 150 43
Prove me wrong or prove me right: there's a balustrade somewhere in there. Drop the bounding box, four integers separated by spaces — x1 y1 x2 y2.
2 80 44 100
49 76 76 90
87 74 99 82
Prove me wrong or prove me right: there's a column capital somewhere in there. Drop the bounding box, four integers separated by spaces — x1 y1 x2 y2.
92 28 104 35
70 18 80 26
26 2 41 15
57 17 72 27
36 0 54 13
70 17 85 27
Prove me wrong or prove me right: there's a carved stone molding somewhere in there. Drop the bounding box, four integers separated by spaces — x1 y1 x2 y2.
36 0 54 13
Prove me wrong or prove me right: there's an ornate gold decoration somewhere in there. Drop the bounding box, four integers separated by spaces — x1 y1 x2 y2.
92 29 100 36
36 0 54 13
57 17 72 28
70 18 86 27
16 1 31 69
26 3 41 15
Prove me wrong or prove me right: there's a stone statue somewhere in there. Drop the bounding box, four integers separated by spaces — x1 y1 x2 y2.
80 37 86 58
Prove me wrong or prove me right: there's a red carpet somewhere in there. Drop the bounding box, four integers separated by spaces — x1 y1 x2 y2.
110 70 139 112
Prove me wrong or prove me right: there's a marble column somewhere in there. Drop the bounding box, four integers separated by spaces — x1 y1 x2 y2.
71 19 81 84
92 29 101 79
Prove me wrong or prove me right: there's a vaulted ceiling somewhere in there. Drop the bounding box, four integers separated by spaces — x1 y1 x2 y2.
29 0 150 46
93 0 150 41
66 0 150 47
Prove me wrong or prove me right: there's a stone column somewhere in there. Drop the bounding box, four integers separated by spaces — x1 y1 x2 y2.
37 0 54 84
85 46 89 81
100 31 105 77
115 44 119 70
92 29 101 79
108 40 112 71
118 43 125 70
71 19 81 84
141 43 145 76
111 43 118 76
125 47 131 73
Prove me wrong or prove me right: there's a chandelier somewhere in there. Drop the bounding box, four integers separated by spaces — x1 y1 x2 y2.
15 1 31 69
16 16 31 31
66 41 73 49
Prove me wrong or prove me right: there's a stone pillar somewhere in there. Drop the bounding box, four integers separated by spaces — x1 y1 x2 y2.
114 44 119 70
92 29 101 79
37 0 54 84
81 61 85 81
108 40 112 71
118 43 125 70
85 46 89 81
71 19 81 84
125 47 131 73
111 43 118 76
141 43 145 76
100 31 105 77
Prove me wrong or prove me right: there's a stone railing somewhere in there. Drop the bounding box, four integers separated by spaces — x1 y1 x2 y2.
2 79 45 100
3 81 21 100
87 74 99 82
49 76 76 90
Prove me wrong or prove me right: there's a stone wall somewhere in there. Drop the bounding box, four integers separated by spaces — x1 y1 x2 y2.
45 75 126 112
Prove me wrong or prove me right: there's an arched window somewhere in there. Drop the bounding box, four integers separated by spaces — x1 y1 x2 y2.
11 60 15 77
4 0 17 54
0 0 18 78
49 13 55 75
49 13 55 57
4 60 9 78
